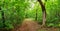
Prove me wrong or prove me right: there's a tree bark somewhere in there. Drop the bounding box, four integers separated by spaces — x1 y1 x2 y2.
38 0 46 26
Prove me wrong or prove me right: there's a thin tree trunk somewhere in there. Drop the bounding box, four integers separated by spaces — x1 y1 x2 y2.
38 0 46 26
0 7 5 28
35 9 37 21
2 10 5 28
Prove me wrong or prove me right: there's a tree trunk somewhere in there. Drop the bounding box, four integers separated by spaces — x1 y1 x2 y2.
2 10 5 28
35 9 37 21
38 0 46 26
0 7 5 28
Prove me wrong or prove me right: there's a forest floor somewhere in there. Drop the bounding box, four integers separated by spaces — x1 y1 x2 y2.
18 18 60 31
0 18 60 31
37 27 60 31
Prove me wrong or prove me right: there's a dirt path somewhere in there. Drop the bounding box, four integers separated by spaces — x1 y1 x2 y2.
12 18 60 31
18 18 40 31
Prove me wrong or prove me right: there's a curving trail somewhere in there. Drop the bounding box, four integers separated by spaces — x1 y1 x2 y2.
19 18 40 31
11 18 59 31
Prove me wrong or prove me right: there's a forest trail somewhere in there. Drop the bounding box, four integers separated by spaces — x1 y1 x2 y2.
12 18 59 31
19 18 40 31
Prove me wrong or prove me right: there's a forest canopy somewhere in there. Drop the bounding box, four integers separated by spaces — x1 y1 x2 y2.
0 0 60 29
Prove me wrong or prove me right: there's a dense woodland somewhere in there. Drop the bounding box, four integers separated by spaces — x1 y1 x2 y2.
0 0 60 31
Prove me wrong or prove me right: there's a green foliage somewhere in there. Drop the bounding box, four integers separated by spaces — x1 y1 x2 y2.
0 0 60 29
0 0 32 28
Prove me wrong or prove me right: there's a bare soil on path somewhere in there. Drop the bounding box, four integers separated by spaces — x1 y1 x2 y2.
10 18 60 31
